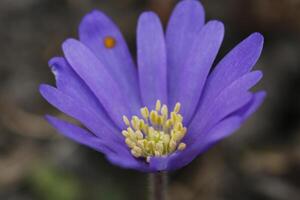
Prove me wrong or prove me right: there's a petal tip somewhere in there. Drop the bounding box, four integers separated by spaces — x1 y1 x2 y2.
249 32 264 46
139 11 159 22
207 20 224 30
88 9 102 16
203 20 225 41
48 57 65 74
257 90 267 99
62 38 79 51
39 84 55 99
252 70 263 80
39 84 48 94
80 9 107 24
177 0 205 11
48 57 62 67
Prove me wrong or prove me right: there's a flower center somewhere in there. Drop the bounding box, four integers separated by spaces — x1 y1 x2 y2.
122 100 187 162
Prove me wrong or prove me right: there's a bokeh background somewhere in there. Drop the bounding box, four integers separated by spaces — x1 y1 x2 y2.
0 0 300 199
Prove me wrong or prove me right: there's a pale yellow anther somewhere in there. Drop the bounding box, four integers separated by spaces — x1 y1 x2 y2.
174 103 181 113
177 115 183 122
155 100 161 111
125 138 135 148
137 140 145 148
169 139 177 152
161 105 168 117
171 132 180 141
171 112 177 121
123 115 130 126
127 128 136 140
121 100 187 162
150 111 158 125
135 130 143 140
139 119 145 130
148 127 155 138
154 151 161 156
131 116 140 130
162 134 170 144
177 143 186 151
157 116 163 125
156 142 164 153
147 141 155 152
146 156 151 163
141 107 149 119
127 127 134 134
165 120 172 129
122 130 129 137
131 146 142 157
175 123 183 131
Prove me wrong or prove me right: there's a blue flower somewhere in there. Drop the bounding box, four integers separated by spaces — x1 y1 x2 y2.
40 0 265 172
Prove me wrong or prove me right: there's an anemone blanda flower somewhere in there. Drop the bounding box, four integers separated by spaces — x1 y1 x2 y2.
40 0 265 172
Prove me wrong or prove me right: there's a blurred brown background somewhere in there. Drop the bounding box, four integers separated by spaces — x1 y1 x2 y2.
0 0 300 199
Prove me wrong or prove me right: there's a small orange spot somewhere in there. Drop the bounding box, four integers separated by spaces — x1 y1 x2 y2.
103 36 116 48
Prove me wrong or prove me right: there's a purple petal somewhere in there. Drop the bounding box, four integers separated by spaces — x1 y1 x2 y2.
168 20 224 123
137 12 167 108
106 154 150 172
202 116 242 144
48 57 108 121
187 92 251 144
167 116 242 171
62 39 132 128
79 10 141 112
187 71 262 144
39 84 122 144
47 115 149 171
166 0 205 110
46 115 115 155
234 91 266 120
201 33 264 106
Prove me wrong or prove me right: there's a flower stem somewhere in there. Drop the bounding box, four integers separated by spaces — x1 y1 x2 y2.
149 171 168 200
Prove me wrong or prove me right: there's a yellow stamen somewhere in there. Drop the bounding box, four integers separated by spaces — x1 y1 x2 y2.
177 143 186 151
161 105 168 117
121 100 187 162
122 115 130 126
155 100 161 111
174 102 181 113
141 107 149 119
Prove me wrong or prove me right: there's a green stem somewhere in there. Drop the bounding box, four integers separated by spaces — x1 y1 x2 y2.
149 172 168 200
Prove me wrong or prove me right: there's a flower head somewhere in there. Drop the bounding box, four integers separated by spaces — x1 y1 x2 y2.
40 0 265 172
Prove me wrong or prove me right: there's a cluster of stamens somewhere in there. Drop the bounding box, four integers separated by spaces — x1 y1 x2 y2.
122 100 187 162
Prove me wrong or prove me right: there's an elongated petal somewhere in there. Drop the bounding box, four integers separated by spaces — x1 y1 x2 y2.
234 91 266 120
49 57 108 120
187 71 262 144
106 154 150 172
166 0 205 108
167 116 242 171
202 117 242 144
202 33 264 105
137 12 167 108
188 92 251 143
79 10 141 112
168 20 224 123
47 115 149 171
46 115 115 155
62 39 131 128
39 84 122 144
